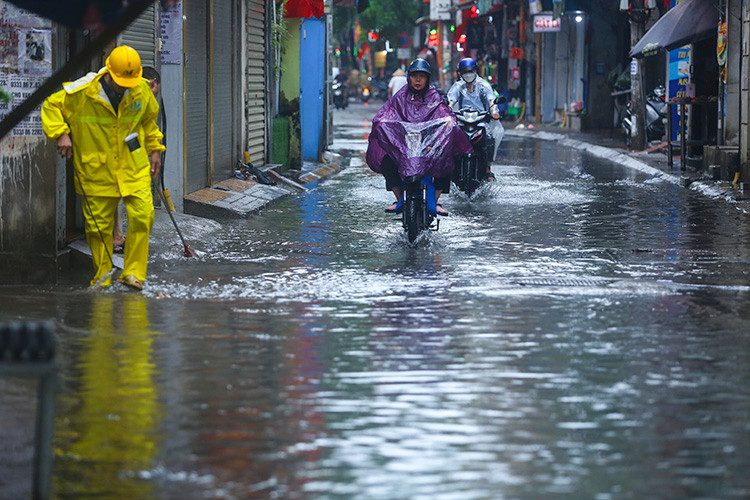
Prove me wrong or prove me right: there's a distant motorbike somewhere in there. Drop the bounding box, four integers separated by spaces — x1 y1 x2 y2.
621 86 666 146
361 86 371 103
369 77 389 101
332 81 348 109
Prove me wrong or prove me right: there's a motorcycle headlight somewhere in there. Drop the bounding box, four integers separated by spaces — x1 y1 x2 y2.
465 111 478 122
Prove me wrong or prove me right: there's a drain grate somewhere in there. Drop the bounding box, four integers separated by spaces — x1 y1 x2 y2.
514 277 612 287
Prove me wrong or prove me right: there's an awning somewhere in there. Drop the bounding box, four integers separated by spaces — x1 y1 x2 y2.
629 0 719 58
284 0 325 18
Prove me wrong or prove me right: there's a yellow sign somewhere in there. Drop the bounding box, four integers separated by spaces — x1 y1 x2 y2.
375 50 386 69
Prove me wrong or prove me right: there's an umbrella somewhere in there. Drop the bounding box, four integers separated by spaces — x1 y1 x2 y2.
629 0 719 59
284 0 325 18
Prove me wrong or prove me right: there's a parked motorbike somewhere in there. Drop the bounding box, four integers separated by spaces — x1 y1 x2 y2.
369 77 389 101
332 81 348 109
452 96 505 197
621 86 666 146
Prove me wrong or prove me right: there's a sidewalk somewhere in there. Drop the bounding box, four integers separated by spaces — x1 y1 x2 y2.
504 122 750 203
182 152 345 219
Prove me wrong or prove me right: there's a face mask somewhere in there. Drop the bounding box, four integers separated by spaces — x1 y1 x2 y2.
462 71 477 83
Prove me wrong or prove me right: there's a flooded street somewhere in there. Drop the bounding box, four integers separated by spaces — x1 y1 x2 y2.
2 102 750 499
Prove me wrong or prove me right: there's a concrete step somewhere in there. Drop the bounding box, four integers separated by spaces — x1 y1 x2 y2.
183 176 292 219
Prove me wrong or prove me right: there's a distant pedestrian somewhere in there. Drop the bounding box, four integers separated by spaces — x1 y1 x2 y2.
387 68 407 98
42 45 165 290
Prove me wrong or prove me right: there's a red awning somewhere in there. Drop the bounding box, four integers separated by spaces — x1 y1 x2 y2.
284 0 324 18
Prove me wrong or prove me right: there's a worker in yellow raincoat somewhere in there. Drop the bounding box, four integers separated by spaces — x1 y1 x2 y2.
42 45 165 290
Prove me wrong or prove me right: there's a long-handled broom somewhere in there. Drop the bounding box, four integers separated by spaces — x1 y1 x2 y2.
156 188 194 257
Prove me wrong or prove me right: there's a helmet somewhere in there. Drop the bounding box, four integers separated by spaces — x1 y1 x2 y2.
457 57 478 74
105 45 143 88
408 58 431 76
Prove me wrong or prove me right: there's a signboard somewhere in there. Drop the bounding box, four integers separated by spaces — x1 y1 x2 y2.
160 1 182 65
533 13 561 32
668 47 690 140
396 47 410 60
430 0 450 21
397 33 410 49
667 0 689 141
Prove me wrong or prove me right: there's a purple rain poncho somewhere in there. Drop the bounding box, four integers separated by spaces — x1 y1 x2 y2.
366 85 472 179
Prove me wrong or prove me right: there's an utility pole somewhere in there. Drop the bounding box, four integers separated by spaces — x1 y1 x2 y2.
622 0 655 151
629 18 647 150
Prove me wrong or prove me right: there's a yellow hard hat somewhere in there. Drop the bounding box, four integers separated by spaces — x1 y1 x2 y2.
105 45 142 88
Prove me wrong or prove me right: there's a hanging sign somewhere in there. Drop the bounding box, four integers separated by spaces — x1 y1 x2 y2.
430 0 451 21
533 13 561 32
397 48 411 59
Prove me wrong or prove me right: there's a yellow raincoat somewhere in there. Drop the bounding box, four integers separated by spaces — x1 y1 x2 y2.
42 69 165 287
42 68 165 196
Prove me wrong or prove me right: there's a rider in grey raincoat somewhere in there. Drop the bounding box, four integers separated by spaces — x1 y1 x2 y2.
447 57 503 181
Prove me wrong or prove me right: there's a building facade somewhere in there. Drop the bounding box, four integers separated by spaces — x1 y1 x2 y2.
0 0 274 284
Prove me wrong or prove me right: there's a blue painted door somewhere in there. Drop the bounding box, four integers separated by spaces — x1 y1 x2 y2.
299 18 326 162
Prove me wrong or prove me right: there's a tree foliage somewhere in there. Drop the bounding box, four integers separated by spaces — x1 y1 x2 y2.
357 0 426 41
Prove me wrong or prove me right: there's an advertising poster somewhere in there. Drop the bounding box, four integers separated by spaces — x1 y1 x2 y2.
0 74 44 137
160 1 182 65
18 29 51 76
0 26 17 71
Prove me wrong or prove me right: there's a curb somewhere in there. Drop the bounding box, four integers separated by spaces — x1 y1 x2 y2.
505 129 744 204
298 151 345 188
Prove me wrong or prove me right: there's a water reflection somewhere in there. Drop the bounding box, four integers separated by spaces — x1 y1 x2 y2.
55 295 162 499
2 132 750 498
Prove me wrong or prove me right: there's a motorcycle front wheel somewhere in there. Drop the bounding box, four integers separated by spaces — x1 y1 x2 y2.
405 197 420 245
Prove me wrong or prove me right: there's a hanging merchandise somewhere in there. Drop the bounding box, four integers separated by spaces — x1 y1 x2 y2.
716 21 727 66
508 58 521 90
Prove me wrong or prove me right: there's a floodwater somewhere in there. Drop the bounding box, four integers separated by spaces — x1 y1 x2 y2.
2 105 750 499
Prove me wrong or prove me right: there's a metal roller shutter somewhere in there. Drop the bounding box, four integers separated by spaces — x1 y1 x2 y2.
212 0 237 178
185 0 209 192
246 0 266 165
120 3 158 68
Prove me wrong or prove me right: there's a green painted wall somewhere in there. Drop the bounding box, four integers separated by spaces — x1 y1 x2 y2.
280 19 301 100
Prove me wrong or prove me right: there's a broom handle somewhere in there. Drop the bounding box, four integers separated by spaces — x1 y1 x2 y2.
157 188 190 250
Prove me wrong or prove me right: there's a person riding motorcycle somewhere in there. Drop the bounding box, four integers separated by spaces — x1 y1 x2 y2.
447 57 501 181
366 58 472 216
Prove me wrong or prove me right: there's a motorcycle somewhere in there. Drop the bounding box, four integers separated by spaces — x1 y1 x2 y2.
369 76 389 101
452 96 505 197
393 175 439 245
332 81 348 109
361 86 371 103
621 86 666 147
